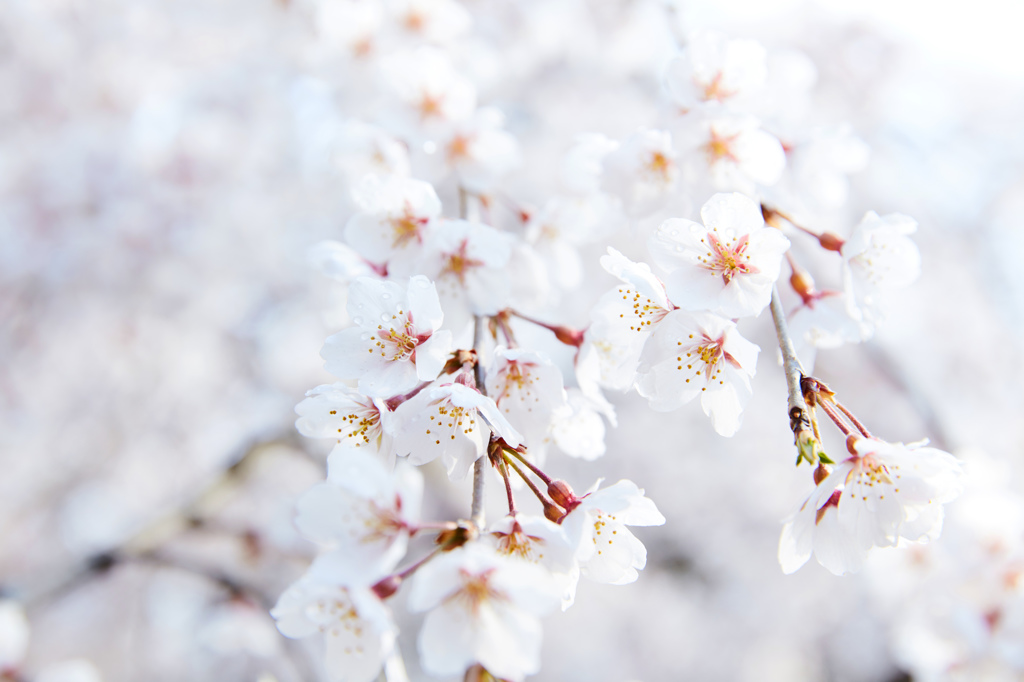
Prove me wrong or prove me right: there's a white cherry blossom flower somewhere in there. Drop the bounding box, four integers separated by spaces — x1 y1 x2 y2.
779 438 963 576
295 383 394 460
485 347 567 449
635 309 759 437
650 192 790 318
842 211 921 327
388 0 472 44
525 194 619 290
415 219 513 333
308 241 379 282
560 479 666 585
787 288 866 371
381 47 476 138
272 576 396 682
334 120 411 182
663 30 767 112
297 450 422 584
788 126 870 211
601 128 679 217
442 107 521 194
489 514 580 610
316 0 384 63
580 247 674 391
321 276 452 398
550 388 609 461
392 379 522 480
676 114 785 193
344 175 441 276
561 133 618 195
408 542 561 681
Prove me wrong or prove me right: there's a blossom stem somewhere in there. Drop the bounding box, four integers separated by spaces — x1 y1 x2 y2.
834 401 874 438
507 309 585 347
502 452 559 510
497 455 517 515
505 446 554 486
818 398 855 437
768 286 814 445
470 314 488 531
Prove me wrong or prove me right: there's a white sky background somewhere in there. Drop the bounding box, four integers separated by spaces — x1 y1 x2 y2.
696 0 1024 82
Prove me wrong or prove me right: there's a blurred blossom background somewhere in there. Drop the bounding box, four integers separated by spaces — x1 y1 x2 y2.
3 0 1024 681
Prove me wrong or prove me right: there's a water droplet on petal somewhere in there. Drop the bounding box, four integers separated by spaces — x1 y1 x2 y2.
381 293 392 300
353 316 365 325
380 313 391 322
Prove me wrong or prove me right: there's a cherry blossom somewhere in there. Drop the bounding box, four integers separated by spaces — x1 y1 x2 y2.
392 379 522 480
560 479 666 585
296 450 422 584
321 276 452 398
650 192 790 318
601 128 679 217
561 133 618 195
415 219 514 333
272 576 396 682
308 241 378 283
344 175 441 276
580 247 674 391
787 288 865 371
407 542 561 681
388 0 472 44
485 347 567 449
334 120 411 182
489 514 580 609
295 383 394 460
663 30 767 112
635 309 759 437
679 114 786 193
779 438 963 575
442 107 521 194
842 211 922 327
524 194 618 290
381 47 476 138
550 388 610 461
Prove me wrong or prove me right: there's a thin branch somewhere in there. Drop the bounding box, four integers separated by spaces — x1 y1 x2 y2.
769 287 808 427
769 286 823 465
470 314 488 530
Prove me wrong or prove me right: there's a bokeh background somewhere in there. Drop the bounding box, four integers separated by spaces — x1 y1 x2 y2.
3 0 1024 680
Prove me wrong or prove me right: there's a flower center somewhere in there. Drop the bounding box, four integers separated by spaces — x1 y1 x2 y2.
452 568 505 614
441 238 485 284
389 206 428 249
705 130 739 163
703 233 759 285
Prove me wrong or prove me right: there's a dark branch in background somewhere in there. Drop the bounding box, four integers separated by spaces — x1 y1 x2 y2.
11 429 305 609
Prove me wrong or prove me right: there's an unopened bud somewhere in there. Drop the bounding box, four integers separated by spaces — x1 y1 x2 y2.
547 480 578 510
846 434 861 455
813 463 831 485
372 574 402 600
552 325 585 348
819 232 845 252
543 502 565 524
761 204 783 228
789 269 815 300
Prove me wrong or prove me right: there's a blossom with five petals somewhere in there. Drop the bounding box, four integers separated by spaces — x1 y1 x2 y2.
779 438 963 575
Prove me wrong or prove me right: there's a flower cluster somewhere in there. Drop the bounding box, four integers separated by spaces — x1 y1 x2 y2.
266 6 961 680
